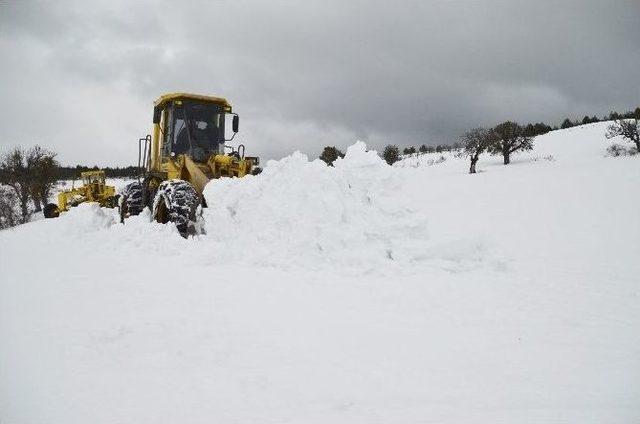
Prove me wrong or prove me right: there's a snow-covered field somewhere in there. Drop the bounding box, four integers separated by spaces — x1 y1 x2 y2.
1 121 638 423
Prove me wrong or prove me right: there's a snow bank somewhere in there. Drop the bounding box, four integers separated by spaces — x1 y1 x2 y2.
202 142 429 270
57 202 115 233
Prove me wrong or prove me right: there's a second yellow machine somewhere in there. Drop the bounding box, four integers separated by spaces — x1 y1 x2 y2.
120 93 259 236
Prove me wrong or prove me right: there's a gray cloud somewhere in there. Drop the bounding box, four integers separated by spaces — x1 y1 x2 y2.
1 0 639 165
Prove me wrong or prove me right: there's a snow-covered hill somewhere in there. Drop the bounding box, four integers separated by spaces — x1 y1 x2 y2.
1 121 638 423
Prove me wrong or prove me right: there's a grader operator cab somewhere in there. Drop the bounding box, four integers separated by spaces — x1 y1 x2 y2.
119 93 259 236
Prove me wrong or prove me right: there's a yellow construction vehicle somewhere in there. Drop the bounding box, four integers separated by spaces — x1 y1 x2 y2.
119 93 259 236
44 170 117 218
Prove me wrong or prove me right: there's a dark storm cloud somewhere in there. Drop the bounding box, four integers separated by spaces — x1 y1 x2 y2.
1 0 639 165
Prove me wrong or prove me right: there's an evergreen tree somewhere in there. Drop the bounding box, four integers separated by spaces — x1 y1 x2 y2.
319 146 345 166
561 118 574 129
382 145 400 165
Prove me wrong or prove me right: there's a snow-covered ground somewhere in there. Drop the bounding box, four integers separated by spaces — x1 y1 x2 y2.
1 121 638 423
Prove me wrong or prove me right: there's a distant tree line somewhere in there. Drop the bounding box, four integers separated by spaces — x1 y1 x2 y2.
460 106 640 173
317 105 640 169
560 107 640 129
318 123 548 167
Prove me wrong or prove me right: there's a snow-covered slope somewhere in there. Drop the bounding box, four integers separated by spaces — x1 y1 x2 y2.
1 122 638 424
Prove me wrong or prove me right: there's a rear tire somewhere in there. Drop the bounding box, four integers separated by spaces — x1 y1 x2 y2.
152 179 199 237
119 181 145 223
43 203 59 218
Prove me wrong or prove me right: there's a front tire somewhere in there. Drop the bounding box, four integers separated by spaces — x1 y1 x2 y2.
119 181 145 223
152 179 199 237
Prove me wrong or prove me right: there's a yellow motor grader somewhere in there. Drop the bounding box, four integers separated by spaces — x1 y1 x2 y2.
119 93 259 236
44 170 117 218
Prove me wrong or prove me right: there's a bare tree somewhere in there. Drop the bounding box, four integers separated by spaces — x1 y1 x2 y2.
606 114 640 152
490 121 534 164
0 145 59 222
461 127 497 174
27 146 59 212
0 148 33 223
0 186 20 229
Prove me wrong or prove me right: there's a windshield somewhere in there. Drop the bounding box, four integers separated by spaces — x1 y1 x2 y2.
169 101 225 160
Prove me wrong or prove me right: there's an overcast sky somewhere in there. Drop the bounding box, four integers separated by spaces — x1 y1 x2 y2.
1 0 638 166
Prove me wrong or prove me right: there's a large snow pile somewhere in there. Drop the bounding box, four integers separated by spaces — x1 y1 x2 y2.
202 142 428 270
57 202 116 233
1 121 639 424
